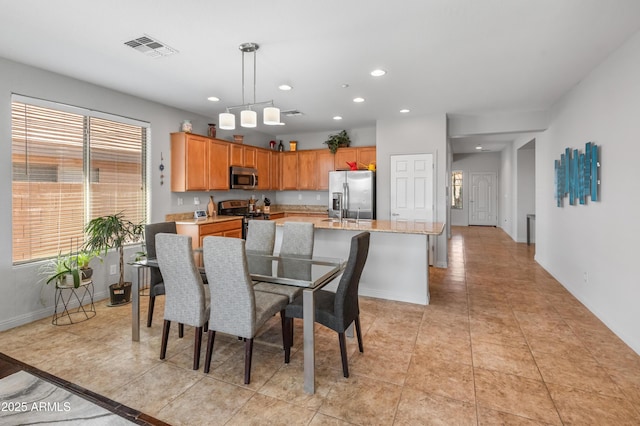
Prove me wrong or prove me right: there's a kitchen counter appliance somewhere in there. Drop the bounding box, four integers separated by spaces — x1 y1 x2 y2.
329 170 376 220
230 166 258 190
218 199 267 239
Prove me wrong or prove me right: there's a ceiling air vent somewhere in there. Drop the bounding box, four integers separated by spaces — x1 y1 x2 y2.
282 109 304 117
124 35 178 58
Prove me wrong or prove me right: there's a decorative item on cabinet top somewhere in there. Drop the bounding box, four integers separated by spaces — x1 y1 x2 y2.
324 130 350 154
180 120 193 133
289 141 298 151
233 134 244 144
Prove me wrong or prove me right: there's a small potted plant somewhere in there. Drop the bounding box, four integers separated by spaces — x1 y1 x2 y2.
40 252 81 289
324 130 351 154
83 212 144 306
75 250 100 280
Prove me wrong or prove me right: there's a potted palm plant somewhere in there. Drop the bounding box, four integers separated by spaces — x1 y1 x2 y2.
83 212 144 306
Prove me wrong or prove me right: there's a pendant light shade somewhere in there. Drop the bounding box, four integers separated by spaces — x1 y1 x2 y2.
240 110 257 128
219 112 235 130
218 42 283 130
263 106 281 125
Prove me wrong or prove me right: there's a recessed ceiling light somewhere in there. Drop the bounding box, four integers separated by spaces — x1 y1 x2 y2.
475 146 482 150
370 69 386 77
278 84 292 91
341 84 350 88
353 97 365 103
207 96 220 102
400 109 410 113
333 116 343 120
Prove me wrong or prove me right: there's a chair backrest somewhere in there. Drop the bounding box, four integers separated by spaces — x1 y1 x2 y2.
155 233 207 326
334 232 370 324
245 220 276 254
145 222 177 286
280 222 314 257
203 236 256 338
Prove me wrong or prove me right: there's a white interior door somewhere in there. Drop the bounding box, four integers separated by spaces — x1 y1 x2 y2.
469 172 497 226
390 154 434 221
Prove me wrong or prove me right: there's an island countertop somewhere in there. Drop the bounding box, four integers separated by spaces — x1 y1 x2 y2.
173 215 243 225
271 216 445 236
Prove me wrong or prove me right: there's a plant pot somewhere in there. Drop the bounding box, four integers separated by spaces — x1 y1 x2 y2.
81 267 93 280
108 282 132 306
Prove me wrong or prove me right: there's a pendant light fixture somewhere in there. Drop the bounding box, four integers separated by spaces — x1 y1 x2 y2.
218 42 281 130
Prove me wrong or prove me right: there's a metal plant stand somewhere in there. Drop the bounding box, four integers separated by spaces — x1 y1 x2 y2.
52 279 96 325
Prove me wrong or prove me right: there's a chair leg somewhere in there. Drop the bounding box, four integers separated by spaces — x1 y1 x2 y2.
244 338 254 384
338 332 349 378
355 316 364 353
160 320 170 360
147 295 155 327
193 326 203 370
281 311 290 363
204 330 216 374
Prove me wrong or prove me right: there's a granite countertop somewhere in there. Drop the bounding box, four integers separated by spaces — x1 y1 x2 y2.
270 216 445 236
167 214 244 225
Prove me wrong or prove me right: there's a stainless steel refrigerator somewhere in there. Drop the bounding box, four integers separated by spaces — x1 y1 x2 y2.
328 170 376 219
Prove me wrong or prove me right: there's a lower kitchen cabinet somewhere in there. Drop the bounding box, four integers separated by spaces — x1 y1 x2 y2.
176 218 243 251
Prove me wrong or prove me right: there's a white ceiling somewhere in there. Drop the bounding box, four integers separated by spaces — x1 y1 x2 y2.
2 0 640 152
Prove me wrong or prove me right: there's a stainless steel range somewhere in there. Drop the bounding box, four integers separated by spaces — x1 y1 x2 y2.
217 199 267 239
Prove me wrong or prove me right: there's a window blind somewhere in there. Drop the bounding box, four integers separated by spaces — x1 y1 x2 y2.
11 98 147 264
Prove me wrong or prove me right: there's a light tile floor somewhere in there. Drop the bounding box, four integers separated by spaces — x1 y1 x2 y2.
2 226 640 425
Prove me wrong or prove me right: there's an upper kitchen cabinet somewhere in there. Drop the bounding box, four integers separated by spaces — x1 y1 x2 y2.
280 152 298 190
255 148 270 190
316 150 335 190
334 147 376 170
171 132 208 192
208 139 230 190
297 151 317 190
270 151 281 190
230 144 257 168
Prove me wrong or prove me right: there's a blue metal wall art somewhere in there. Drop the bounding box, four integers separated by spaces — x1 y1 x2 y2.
554 142 600 207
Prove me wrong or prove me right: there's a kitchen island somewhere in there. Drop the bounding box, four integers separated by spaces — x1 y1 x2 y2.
271 217 445 305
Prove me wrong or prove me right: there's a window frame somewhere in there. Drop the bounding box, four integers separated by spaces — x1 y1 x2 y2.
11 94 149 265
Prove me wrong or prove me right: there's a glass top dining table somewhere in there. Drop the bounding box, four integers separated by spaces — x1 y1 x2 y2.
130 252 346 394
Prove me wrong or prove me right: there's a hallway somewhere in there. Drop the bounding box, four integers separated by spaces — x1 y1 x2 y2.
1 226 639 424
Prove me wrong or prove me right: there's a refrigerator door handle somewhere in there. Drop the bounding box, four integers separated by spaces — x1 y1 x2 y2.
343 182 349 218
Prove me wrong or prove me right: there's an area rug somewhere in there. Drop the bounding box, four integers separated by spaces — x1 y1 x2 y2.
0 352 167 425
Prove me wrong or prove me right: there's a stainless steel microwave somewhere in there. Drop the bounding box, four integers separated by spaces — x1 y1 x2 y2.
230 166 258 189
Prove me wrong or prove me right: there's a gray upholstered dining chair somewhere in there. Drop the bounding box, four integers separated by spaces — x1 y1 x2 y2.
245 220 276 254
253 221 314 303
285 231 370 378
156 233 210 370
144 221 177 327
202 236 290 384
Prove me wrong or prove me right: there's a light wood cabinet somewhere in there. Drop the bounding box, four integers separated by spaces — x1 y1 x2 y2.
281 152 298 190
171 133 209 192
230 144 257 168
357 146 377 168
332 146 376 171
208 139 230 190
176 219 243 252
297 151 317 190
256 148 270 190
316 150 335 190
270 152 281 190
268 212 285 220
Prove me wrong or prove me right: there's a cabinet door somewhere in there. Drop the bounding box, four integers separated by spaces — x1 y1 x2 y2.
230 143 243 166
270 152 281 190
334 147 358 170
357 147 376 168
297 151 317 190
223 229 242 238
316 150 334 190
256 149 270 190
209 139 230 190
243 146 257 168
183 134 209 191
281 152 298 190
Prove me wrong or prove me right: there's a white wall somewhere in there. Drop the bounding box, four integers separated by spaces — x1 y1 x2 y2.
516 146 535 243
451 152 501 227
376 114 448 267
535 30 640 354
